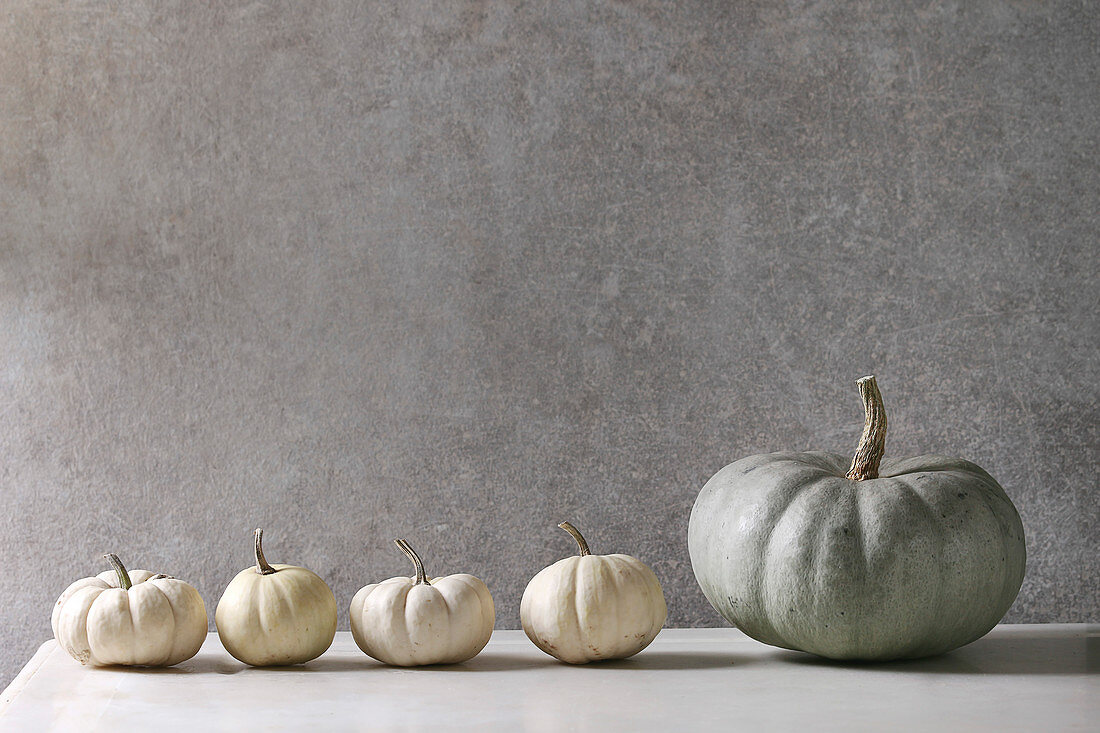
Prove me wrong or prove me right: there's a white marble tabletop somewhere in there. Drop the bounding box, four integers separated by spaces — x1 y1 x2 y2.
2 625 1095 731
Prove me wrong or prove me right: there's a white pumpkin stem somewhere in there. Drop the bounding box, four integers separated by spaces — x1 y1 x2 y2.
394 538 429 585
253 528 277 575
846 375 887 481
103 553 133 591
558 522 591 556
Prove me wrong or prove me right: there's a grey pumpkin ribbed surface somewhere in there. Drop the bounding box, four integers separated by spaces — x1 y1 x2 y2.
688 379 1026 661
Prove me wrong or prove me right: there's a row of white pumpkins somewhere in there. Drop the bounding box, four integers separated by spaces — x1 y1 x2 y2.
53 522 667 668
53 376 1027 668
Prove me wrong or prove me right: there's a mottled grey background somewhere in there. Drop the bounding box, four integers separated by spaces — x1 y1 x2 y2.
1 0 1097 687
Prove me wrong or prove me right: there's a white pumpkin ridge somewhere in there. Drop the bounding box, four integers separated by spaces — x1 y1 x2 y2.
52 553 207 667
214 528 337 667
350 538 495 666
520 521 667 664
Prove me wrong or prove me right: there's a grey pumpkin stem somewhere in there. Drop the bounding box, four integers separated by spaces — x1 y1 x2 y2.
558 521 591 556
103 553 133 591
394 538 429 585
254 528 277 575
846 375 887 481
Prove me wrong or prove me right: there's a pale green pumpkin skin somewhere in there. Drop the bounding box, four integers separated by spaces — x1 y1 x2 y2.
688 451 1026 661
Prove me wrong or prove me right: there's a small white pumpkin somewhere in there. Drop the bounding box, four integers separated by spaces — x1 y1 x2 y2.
520 522 667 664
215 528 337 666
350 538 495 666
52 554 207 667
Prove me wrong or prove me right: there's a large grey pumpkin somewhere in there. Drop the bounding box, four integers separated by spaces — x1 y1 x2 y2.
688 376 1026 660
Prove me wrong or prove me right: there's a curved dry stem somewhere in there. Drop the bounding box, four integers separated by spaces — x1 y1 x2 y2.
103 553 132 591
846 375 888 481
394 538 429 585
558 521 591 556
254 528 277 575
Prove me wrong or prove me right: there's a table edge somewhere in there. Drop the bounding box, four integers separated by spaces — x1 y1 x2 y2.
1 640 58 718
4 622 1094 717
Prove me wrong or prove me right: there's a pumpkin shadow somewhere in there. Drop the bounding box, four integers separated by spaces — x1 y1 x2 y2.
170 654 560 674
142 656 377 674
770 631 1097 676
106 660 245 675
405 654 559 672
578 651 753 670
267 657 379 672
424 651 752 671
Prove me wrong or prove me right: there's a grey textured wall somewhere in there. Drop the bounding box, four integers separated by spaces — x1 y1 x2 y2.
1 1 1097 687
